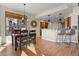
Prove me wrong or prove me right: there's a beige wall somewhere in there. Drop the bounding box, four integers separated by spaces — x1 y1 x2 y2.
0 5 6 44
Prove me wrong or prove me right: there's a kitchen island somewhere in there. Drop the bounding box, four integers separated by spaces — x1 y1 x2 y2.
42 29 78 43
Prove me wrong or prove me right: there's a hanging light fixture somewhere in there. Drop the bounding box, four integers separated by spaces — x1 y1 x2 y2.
22 3 26 25
48 15 51 22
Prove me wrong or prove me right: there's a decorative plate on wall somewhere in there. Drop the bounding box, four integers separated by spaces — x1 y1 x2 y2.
31 20 37 28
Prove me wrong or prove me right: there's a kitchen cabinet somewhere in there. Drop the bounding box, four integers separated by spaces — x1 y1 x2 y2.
40 21 48 29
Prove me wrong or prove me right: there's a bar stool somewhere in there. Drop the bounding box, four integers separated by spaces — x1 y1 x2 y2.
57 29 66 43
64 29 76 44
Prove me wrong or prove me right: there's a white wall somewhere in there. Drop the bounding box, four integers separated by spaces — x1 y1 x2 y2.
48 22 62 30
69 4 79 43
42 29 58 42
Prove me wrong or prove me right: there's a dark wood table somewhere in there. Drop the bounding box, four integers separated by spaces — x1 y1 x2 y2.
12 30 36 50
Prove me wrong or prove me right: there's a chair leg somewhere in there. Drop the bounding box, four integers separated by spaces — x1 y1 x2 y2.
33 39 36 44
12 35 14 46
20 46 21 50
29 43 30 46
15 47 17 51
26 44 27 47
27 39 30 46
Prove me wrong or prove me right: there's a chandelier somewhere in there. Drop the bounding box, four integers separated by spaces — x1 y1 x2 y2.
22 3 26 25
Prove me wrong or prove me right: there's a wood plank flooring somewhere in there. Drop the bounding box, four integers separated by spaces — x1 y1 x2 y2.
0 37 79 56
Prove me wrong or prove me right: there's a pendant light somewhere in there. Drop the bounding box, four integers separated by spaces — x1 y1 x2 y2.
48 15 51 22
22 3 26 25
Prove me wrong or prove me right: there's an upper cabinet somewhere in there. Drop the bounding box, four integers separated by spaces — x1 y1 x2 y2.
65 16 71 28
40 21 48 29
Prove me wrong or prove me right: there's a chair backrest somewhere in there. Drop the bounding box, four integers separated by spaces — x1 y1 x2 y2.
29 30 36 32
21 30 28 37
61 28 66 33
29 30 36 36
71 29 75 35
14 29 21 34
21 30 28 33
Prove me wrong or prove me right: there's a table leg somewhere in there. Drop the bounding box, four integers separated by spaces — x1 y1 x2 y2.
12 35 13 46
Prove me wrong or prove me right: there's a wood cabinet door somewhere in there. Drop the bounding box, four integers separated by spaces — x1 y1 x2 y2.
40 22 48 29
65 16 71 28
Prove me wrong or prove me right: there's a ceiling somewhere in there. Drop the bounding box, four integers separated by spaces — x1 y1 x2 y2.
0 3 73 21
0 3 69 16
38 6 73 20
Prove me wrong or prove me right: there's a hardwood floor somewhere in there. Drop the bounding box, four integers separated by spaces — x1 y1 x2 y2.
0 37 79 56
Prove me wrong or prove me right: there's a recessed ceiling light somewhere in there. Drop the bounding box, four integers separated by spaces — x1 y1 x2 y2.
59 13 62 15
48 15 50 16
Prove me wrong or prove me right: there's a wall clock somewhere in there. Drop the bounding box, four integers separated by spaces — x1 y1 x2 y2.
31 20 37 28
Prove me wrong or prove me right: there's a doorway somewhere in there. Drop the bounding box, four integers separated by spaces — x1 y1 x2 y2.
40 21 48 36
